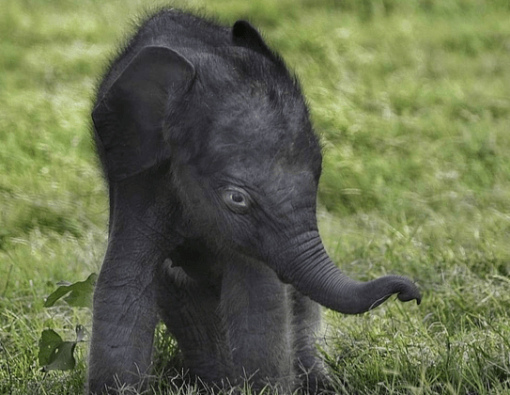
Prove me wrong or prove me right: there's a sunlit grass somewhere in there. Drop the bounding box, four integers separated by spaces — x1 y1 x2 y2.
1 0 509 393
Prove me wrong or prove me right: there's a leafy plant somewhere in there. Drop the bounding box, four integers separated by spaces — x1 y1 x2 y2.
38 274 96 372
38 326 87 372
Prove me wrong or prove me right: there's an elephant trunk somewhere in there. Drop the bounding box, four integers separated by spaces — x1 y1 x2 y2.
270 232 421 314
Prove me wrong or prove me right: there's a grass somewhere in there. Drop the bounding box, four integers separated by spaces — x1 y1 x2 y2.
1 0 509 393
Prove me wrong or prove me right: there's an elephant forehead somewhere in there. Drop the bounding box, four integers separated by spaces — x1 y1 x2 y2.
179 52 322 180
207 100 320 159
197 118 322 186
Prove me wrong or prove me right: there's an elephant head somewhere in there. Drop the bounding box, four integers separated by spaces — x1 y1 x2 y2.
92 20 420 316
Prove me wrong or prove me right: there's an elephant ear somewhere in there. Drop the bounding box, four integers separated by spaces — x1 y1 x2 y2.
232 20 283 66
92 46 195 181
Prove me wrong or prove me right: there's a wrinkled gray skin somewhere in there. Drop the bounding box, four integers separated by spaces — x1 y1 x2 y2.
88 9 421 395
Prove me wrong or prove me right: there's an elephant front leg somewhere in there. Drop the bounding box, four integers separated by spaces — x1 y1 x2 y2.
292 290 328 394
88 249 159 394
156 261 232 386
221 257 294 391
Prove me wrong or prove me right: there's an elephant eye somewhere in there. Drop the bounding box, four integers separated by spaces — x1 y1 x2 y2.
231 192 245 204
221 187 251 213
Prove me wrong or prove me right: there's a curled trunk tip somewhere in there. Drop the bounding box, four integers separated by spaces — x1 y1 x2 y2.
364 275 421 312
393 275 421 305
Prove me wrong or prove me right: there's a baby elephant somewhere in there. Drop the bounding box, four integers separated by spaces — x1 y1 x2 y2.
89 9 420 394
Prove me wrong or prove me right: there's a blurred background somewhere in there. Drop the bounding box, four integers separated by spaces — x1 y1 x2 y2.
1 0 509 393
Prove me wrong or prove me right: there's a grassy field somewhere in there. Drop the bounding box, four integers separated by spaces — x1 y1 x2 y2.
1 0 510 393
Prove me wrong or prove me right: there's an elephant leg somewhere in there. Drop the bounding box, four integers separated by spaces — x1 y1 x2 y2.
156 260 232 386
221 257 294 392
88 244 160 394
292 290 328 394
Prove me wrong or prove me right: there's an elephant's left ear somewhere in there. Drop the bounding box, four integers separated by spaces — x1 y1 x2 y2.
92 46 196 181
232 20 284 68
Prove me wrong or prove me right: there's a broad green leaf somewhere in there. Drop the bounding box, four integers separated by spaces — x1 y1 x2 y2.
38 329 63 367
43 341 76 371
44 273 97 308
38 329 77 372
